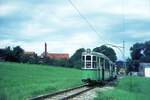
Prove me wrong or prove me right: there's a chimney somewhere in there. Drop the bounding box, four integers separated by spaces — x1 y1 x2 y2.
45 42 47 57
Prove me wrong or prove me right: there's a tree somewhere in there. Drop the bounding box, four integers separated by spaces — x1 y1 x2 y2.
69 48 85 69
126 58 140 73
141 41 150 62
0 49 6 57
129 40 150 72
0 46 24 62
116 60 124 73
20 53 39 64
130 43 144 60
93 45 117 62
3 46 15 62
0 47 9 60
126 58 133 73
13 46 24 62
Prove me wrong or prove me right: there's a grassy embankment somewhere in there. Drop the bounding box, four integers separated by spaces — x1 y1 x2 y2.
0 62 82 100
95 76 150 100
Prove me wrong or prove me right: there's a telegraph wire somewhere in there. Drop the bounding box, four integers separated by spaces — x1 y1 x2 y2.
68 0 107 44
68 0 126 62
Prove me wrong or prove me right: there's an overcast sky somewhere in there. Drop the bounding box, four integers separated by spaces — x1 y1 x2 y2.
0 0 150 60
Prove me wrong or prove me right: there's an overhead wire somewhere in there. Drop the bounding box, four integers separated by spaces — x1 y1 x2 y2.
68 0 107 44
68 0 127 61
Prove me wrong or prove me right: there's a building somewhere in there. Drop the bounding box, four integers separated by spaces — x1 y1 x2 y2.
118 68 126 75
139 63 150 77
41 43 69 60
24 52 37 58
46 53 69 60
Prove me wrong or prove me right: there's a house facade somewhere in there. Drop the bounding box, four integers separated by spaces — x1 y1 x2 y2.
139 63 150 77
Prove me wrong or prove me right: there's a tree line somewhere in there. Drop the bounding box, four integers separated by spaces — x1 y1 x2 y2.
0 45 117 69
1 40 149 71
126 40 150 72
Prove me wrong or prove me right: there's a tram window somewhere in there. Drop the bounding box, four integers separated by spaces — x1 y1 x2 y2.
86 56 91 60
105 60 109 70
93 56 96 61
92 62 96 68
82 56 85 61
86 62 91 68
100 58 104 67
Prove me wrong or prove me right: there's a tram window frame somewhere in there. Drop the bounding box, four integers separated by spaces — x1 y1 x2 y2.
97 57 100 68
110 64 112 69
82 56 85 61
86 62 91 68
92 56 97 68
92 62 97 68
100 58 104 67
105 60 109 70
93 56 96 62
86 56 91 60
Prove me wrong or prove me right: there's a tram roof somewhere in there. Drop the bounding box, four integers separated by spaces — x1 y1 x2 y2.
82 51 114 64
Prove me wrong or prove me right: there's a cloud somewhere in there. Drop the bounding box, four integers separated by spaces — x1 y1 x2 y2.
19 23 54 37
105 19 150 42
0 0 150 60
0 4 18 16
74 0 150 19
0 32 98 56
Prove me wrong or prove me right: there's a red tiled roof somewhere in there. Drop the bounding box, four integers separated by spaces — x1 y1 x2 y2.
46 53 69 60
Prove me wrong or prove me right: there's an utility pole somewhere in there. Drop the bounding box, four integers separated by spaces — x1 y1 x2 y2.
123 41 125 65
104 41 126 74
123 41 125 57
123 41 126 74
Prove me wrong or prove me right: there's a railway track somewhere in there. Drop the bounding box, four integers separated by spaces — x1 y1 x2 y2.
30 84 94 100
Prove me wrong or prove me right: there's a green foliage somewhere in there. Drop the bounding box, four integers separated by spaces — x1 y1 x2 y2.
0 46 24 62
95 77 150 100
0 62 82 100
13 46 24 62
129 40 150 72
20 54 39 64
126 58 139 72
130 43 144 60
0 46 70 67
39 57 69 67
126 58 133 73
0 46 14 62
130 40 150 62
0 45 117 69
69 48 85 69
93 45 117 62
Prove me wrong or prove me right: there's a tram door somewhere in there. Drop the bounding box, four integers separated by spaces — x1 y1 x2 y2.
97 57 101 81
101 58 105 81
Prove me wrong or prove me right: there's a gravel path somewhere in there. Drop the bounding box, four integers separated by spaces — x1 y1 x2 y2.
70 86 114 100
45 87 89 100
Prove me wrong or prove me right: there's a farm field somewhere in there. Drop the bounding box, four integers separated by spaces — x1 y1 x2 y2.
0 62 82 100
95 76 150 100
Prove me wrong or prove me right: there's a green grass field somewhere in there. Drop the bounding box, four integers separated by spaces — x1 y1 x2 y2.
95 76 150 100
0 62 82 100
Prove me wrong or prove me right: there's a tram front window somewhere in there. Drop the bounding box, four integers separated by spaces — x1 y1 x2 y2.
86 56 91 60
85 56 91 68
86 62 91 68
